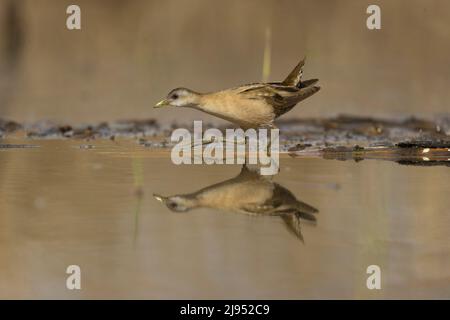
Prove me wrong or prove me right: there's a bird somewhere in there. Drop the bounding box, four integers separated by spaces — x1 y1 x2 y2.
154 165 318 242
154 58 320 130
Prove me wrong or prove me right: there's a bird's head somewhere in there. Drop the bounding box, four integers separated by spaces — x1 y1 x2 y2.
154 88 200 108
153 193 197 212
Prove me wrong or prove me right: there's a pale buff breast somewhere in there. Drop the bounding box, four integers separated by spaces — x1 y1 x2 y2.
198 91 275 128
197 179 275 213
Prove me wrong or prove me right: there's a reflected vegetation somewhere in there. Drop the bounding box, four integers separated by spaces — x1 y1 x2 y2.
132 157 144 245
154 165 318 242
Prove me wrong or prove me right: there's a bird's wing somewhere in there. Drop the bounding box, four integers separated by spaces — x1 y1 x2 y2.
237 83 297 104
237 83 320 117
239 189 302 215
240 203 280 215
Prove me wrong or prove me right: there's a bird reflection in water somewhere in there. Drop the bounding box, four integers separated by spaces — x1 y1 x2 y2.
154 165 318 242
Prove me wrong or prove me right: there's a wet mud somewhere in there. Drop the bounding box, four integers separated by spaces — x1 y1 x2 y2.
1 115 449 166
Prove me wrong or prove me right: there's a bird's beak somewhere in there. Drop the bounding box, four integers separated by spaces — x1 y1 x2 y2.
154 99 170 108
153 193 168 203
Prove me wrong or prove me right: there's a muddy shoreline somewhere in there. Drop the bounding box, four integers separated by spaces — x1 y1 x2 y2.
1 115 449 167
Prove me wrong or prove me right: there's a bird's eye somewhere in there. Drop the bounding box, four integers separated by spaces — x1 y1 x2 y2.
171 93 179 100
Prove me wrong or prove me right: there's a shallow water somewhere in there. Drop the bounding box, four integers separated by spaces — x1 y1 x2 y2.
0 139 449 299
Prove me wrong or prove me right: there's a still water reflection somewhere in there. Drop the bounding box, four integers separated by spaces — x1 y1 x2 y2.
154 165 318 243
0 139 449 299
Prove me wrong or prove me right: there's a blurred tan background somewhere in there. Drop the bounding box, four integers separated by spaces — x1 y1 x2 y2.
0 0 449 124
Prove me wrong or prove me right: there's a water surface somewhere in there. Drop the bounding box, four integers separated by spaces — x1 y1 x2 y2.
0 139 449 299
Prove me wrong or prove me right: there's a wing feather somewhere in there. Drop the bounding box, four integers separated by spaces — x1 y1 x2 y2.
237 83 320 117
282 58 305 87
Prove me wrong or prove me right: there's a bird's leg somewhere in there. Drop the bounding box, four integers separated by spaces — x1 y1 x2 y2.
178 136 219 149
181 135 246 152
255 124 280 175
263 124 278 156
244 135 249 164
200 135 247 163
178 138 207 149
201 136 246 147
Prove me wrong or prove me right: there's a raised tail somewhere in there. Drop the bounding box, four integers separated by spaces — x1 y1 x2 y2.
299 78 319 88
281 57 319 89
281 57 305 87
280 205 318 243
295 199 319 222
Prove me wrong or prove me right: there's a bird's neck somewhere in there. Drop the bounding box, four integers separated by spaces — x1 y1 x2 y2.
179 194 201 209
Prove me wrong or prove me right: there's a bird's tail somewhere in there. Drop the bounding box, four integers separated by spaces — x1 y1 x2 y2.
281 214 305 243
282 57 319 89
299 78 319 88
295 200 319 222
280 201 318 243
295 210 317 222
